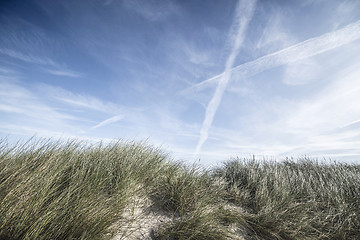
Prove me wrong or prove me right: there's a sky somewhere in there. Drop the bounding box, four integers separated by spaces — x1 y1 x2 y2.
1 0 360 166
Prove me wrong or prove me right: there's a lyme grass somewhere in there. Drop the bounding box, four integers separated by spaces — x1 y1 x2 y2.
0 139 168 239
151 163 223 217
214 158 360 239
154 207 233 240
0 139 359 240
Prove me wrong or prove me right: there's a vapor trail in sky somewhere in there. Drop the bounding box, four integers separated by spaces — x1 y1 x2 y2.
185 19 360 93
195 0 257 157
91 115 124 129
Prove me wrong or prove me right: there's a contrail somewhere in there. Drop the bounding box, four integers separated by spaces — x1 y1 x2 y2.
194 0 257 157
91 115 124 129
184 19 360 94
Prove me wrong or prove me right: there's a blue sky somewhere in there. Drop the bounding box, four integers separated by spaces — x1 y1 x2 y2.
1 0 360 166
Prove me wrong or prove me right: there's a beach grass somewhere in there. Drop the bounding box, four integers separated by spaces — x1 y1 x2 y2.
0 139 359 239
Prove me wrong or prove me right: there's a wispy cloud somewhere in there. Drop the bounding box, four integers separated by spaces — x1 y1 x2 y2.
184 19 360 93
91 115 124 129
331 0 360 29
225 62 360 160
283 57 320 85
44 69 83 78
0 77 130 142
0 47 57 67
182 43 213 66
286 64 360 133
103 0 115 6
0 123 114 144
0 67 16 75
123 0 180 21
255 11 295 52
38 84 125 114
0 77 84 142
0 79 76 121
195 0 257 156
0 17 82 78
0 48 83 78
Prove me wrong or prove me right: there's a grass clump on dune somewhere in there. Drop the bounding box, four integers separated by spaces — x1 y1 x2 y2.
151 164 235 240
214 158 360 239
0 139 168 240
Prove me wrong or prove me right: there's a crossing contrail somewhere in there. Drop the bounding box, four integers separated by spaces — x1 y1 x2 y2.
194 0 257 157
184 19 360 94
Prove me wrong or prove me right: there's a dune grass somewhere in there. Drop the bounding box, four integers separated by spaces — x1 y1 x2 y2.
0 139 168 239
0 139 359 239
214 158 360 239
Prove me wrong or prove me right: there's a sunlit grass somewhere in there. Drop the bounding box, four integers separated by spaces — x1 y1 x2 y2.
0 138 359 239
